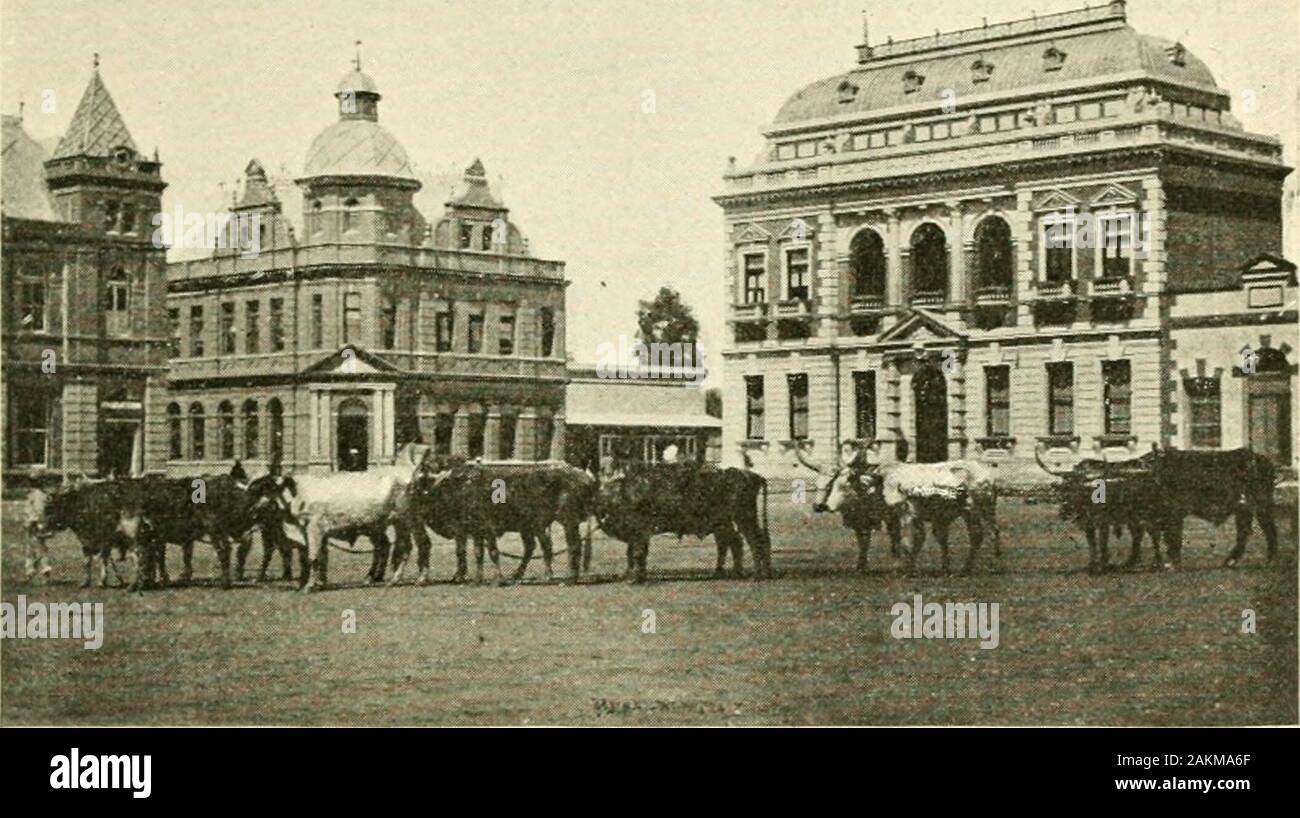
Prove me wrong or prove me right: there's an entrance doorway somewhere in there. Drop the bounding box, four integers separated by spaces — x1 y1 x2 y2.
913 364 949 463
1248 384 1292 466
337 398 369 471
99 420 138 477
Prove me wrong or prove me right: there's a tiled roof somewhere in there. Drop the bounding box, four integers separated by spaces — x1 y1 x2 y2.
52 71 139 158
1 115 60 221
300 119 416 181
774 25 1222 127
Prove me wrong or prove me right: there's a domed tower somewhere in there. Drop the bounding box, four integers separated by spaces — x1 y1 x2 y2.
296 60 425 245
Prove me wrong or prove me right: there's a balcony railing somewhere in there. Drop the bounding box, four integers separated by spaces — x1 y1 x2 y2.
975 285 1011 305
773 299 812 318
910 291 945 308
1090 277 1133 297
732 301 768 321
850 294 886 313
1035 279 1076 300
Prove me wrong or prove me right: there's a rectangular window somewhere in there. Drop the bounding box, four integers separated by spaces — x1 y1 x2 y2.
269 298 285 352
189 306 205 357
167 308 180 358
985 366 1011 437
11 389 50 466
1043 218 1074 283
1103 360 1132 435
459 223 474 249
498 314 515 355
1186 379 1222 448
18 273 45 331
743 253 766 304
1048 362 1074 436
1100 213 1133 278
380 297 398 349
245 300 260 354
311 293 323 349
220 302 236 355
853 371 876 440
540 307 556 357
785 248 809 301
745 376 764 440
467 313 484 353
788 373 809 440
343 292 362 344
435 310 454 352
434 414 453 455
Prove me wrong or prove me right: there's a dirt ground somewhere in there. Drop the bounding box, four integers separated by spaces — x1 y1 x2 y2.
1 494 1295 725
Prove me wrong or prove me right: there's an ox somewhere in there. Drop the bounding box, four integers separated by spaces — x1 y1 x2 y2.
1145 448 1279 568
250 463 419 592
397 459 502 584
594 462 770 583
1034 446 1161 572
42 478 143 589
804 446 1000 575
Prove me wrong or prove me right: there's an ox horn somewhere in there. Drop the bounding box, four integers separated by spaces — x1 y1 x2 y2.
793 446 822 474
1034 443 1075 477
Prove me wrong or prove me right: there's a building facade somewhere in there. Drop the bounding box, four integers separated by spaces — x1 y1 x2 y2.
715 1 1296 478
564 363 721 471
162 66 568 474
2 66 170 481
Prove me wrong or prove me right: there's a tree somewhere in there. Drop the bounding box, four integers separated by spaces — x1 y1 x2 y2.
636 286 699 345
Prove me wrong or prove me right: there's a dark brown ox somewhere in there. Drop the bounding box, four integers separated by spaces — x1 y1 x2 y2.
594 462 770 583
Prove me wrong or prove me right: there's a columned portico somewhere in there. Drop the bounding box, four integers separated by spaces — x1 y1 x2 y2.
307 381 397 470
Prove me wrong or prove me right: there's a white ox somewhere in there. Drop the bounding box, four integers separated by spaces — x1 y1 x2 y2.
806 449 1001 574
259 447 428 592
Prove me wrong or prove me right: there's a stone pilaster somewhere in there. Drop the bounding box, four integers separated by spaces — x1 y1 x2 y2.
484 410 502 460
451 407 470 456
515 409 539 461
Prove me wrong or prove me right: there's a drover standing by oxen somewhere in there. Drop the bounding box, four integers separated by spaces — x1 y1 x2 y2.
248 447 427 592
594 461 771 583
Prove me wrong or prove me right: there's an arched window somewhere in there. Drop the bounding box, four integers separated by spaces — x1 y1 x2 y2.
189 402 206 460
974 216 1013 295
167 403 183 460
849 230 886 301
243 399 259 459
910 223 949 305
218 400 235 460
342 197 359 233
268 398 285 460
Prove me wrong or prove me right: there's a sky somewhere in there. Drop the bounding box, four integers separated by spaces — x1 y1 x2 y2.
2 0 1297 382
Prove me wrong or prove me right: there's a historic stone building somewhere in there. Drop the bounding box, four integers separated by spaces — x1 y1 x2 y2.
715 1 1295 477
2 64 170 481
163 64 567 473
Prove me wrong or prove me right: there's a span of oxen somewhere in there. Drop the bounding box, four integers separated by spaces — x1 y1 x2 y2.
249 451 425 592
803 443 1001 575
594 461 770 583
396 458 599 584
1034 446 1281 570
1034 446 1162 572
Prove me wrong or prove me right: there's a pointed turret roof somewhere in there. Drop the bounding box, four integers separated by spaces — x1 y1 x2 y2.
52 68 138 159
447 158 504 210
236 158 280 210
